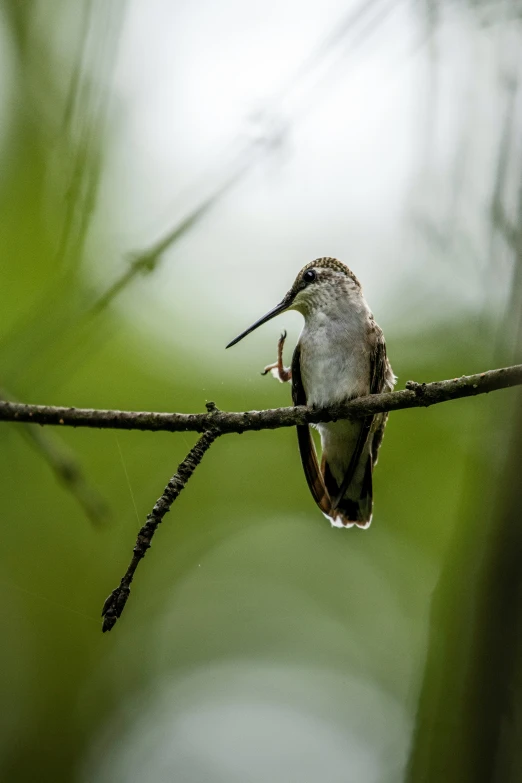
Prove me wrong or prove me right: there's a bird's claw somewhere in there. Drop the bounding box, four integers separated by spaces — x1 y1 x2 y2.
261 330 292 382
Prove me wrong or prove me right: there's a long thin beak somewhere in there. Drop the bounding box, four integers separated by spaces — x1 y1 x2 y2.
226 298 290 348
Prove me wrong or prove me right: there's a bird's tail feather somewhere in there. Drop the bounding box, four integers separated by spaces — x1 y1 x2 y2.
323 455 373 529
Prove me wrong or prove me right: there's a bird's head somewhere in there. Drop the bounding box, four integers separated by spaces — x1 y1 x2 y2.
226 257 361 348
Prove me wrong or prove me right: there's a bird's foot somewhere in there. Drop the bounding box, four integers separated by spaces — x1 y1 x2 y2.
261 330 292 383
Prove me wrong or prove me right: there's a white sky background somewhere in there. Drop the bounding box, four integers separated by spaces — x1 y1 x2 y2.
88 0 522 368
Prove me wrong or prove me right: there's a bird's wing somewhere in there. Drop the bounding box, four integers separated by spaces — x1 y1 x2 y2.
369 326 391 467
330 416 371 509
291 344 331 517
331 326 389 507
370 325 389 395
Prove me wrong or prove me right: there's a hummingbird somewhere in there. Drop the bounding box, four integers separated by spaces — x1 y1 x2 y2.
226 257 396 529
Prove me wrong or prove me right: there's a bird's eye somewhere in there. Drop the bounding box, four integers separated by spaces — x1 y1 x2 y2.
302 269 316 283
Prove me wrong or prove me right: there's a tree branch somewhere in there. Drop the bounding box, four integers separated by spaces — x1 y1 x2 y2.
101 429 218 632
3 364 521 633
0 364 521 435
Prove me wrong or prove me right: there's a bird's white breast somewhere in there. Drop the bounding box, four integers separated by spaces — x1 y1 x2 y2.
297 300 373 485
298 303 371 408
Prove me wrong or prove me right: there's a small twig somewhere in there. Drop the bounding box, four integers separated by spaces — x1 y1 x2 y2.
19 425 108 525
101 429 218 632
89 156 256 315
0 364 521 435
0 387 107 525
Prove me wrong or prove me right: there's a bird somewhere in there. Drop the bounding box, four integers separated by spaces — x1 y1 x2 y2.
226 257 396 529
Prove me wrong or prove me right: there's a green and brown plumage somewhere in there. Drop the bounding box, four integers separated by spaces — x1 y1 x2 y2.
227 257 395 528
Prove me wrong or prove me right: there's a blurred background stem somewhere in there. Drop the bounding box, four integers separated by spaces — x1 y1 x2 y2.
407 86 522 782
